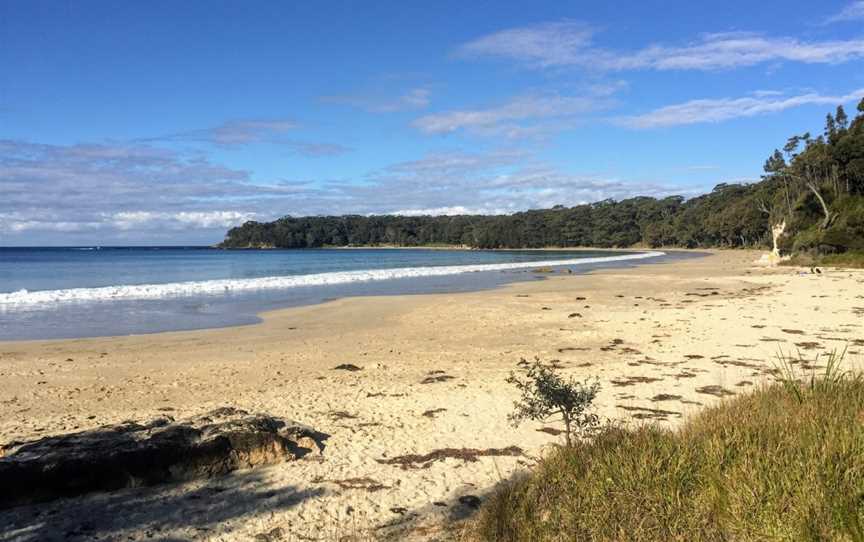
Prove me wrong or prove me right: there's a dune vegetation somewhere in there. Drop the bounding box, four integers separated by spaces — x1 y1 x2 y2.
472 351 864 542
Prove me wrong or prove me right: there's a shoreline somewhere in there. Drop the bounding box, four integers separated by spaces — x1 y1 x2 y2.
227 244 715 252
2 249 862 540
0 248 685 343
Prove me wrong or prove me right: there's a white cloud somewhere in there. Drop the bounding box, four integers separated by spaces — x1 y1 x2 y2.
0 212 253 234
390 206 509 216
0 140 281 242
2 218 102 233
751 90 785 97
155 119 297 146
619 88 864 128
321 87 431 113
283 142 352 157
371 88 431 113
383 149 528 174
110 211 254 231
339 150 695 215
0 140 696 244
458 22 864 71
825 1 864 23
413 94 615 138
206 119 297 146
458 21 596 68
137 119 350 156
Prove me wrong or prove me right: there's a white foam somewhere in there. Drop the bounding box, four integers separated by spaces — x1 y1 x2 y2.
0 251 664 307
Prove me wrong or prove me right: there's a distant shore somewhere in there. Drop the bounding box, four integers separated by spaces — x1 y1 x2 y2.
2 250 861 540
221 243 710 252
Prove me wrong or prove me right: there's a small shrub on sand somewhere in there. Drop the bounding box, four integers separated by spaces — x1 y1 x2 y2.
506 359 600 447
477 352 864 541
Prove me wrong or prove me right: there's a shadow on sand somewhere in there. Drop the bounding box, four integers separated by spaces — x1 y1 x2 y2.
0 467 324 542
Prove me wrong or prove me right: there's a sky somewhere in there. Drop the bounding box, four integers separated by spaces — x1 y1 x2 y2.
2 1 864 245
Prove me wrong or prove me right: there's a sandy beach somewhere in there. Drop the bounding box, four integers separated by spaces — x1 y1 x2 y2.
2 249 863 541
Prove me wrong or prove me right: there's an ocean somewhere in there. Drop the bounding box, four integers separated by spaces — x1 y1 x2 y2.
0 247 680 340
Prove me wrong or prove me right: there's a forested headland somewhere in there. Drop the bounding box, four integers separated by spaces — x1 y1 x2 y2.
221 101 864 259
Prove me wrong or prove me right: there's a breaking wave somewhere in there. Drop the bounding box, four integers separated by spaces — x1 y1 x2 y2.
0 251 664 307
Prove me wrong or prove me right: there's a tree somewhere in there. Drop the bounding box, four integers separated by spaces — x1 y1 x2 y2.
764 149 786 174
783 136 801 160
836 105 848 131
825 113 837 140
764 149 793 217
506 359 601 446
803 169 834 229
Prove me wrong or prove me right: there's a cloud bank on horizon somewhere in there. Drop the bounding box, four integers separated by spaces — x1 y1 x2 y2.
1 1 863 244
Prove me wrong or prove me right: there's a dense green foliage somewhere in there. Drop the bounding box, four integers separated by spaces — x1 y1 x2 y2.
221 102 864 255
764 100 864 255
219 190 772 249
474 356 864 541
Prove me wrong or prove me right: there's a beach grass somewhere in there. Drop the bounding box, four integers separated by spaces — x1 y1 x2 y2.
472 350 864 542
815 250 864 269
784 250 864 269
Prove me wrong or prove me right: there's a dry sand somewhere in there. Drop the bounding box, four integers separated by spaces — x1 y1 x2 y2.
1 250 863 541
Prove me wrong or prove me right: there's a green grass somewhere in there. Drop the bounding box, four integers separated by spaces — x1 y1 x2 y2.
474 352 864 542
816 250 864 269
785 250 864 269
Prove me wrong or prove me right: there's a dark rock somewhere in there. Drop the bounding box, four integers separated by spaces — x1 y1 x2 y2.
458 495 482 509
0 407 323 509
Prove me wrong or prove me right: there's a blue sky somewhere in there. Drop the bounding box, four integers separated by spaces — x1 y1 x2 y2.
2 0 864 245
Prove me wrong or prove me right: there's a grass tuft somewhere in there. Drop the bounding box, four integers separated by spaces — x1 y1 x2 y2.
775 348 857 403
473 351 864 541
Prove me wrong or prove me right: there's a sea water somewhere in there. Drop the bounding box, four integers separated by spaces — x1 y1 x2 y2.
0 247 687 340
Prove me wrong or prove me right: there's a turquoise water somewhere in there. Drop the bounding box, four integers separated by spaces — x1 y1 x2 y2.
0 247 680 340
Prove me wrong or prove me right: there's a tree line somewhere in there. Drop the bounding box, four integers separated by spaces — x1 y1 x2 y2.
221 101 864 255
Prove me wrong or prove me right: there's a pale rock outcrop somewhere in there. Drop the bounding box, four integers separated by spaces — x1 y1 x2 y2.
0 407 324 509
